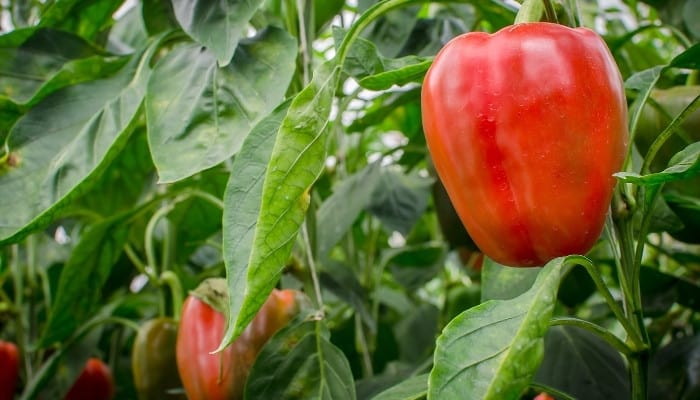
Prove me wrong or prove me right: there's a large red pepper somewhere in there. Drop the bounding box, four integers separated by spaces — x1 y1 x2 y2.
422 22 628 267
175 279 300 400
0 341 19 400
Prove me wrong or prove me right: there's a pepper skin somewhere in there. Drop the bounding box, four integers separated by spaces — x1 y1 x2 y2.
132 318 186 399
64 358 114 400
176 279 300 400
422 22 628 267
0 341 19 400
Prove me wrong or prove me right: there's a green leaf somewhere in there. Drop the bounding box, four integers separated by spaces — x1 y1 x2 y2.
670 42 700 70
39 0 124 42
332 27 431 90
146 27 296 183
394 303 439 363
39 215 131 347
429 257 565 400
221 59 339 348
367 167 433 235
316 162 383 259
359 57 432 90
370 374 428 400
534 325 630 400
481 257 541 301
0 28 120 105
614 141 700 185
172 0 264 67
245 315 357 399
221 100 290 326
0 39 156 244
387 243 444 290
319 261 376 332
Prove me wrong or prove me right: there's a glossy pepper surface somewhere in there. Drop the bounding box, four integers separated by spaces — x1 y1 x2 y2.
0 340 19 400
64 358 114 400
422 22 628 267
176 278 300 400
132 317 185 399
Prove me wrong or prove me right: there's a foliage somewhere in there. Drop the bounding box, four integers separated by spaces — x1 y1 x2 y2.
0 0 699 399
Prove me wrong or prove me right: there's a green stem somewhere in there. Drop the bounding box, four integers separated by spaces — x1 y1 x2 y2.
571 255 644 349
514 0 544 24
301 221 324 311
550 317 633 356
159 270 184 321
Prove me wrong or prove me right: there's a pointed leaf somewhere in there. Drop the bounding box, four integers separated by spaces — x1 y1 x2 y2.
481 257 540 301
39 0 124 42
146 27 296 182
367 168 433 235
615 141 700 185
172 0 264 67
222 100 291 321
429 257 565 400
221 60 340 348
245 315 357 399
0 40 157 244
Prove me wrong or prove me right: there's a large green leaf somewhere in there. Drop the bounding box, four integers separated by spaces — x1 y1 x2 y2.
534 326 630 400
245 315 357 399
172 0 264 67
429 258 565 400
221 99 290 339
146 26 296 183
0 39 157 244
220 60 340 349
616 141 700 185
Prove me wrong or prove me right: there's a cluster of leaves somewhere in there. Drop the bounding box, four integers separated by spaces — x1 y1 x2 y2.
0 0 699 399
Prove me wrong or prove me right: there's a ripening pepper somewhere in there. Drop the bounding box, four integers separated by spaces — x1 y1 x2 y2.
0 340 20 400
422 22 628 267
64 358 114 400
175 278 300 400
132 317 186 399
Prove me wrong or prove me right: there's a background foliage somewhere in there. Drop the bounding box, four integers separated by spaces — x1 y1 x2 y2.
1 0 699 399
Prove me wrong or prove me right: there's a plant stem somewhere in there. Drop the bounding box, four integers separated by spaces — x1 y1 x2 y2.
550 317 633 356
159 270 184 320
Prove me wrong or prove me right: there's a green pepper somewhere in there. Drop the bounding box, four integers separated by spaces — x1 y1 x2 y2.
131 318 186 399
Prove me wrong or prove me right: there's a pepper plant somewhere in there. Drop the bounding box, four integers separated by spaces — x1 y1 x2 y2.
0 0 699 399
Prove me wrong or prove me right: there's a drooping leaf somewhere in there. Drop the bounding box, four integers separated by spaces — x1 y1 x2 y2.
245 315 357 399
0 27 123 106
0 38 157 244
221 59 340 349
318 261 375 331
370 374 428 400
146 26 296 183
39 215 132 347
429 257 565 400
533 325 630 400
221 100 290 328
172 0 264 67
387 243 444 290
